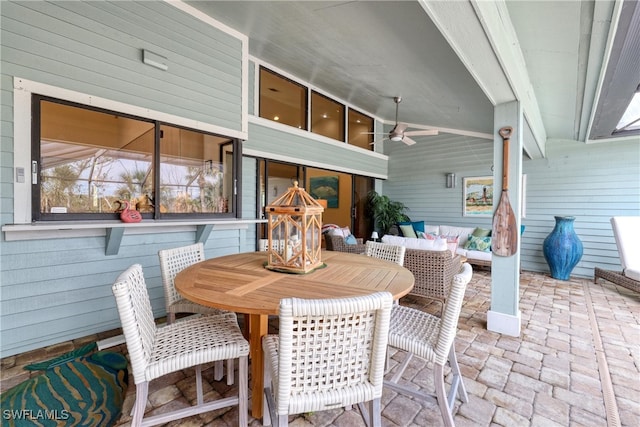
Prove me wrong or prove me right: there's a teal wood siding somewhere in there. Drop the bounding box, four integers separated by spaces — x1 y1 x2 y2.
0 1 250 357
1 1 243 131
0 228 245 356
384 135 640 278
244 122 387 177
241 156 259 251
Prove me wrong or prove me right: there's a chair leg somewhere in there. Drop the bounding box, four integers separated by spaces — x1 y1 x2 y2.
448 344 468 403
369 398 382 427
238 355 248 427
195 365 203 405
214 360 224 381
167 312 176 324
263 353 272 427
434 364 455 427
132 381 149 426
226 358 235 385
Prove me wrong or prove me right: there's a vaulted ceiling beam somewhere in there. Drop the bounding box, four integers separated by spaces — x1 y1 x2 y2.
418 0 547 159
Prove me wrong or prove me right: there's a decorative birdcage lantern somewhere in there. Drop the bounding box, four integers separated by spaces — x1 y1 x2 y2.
265 181 324 273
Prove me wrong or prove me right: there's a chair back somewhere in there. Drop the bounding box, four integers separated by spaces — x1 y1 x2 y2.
433 263 473 365
275 292 393 414
111 264 156 383
365 241 406 265
158 243 205 308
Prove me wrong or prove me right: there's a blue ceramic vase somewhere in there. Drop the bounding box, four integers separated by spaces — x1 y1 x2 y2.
543 216 583 280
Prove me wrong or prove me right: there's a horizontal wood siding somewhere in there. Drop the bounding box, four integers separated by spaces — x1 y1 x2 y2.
0 227 246 356
241 156 259 251
0 1 249 357
244 122 387 177
1 1 242 131
384 135 639 278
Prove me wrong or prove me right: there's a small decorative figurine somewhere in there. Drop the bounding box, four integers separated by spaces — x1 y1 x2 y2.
119 200 142 223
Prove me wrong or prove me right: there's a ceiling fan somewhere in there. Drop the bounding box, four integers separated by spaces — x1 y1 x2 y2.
367 96 438 146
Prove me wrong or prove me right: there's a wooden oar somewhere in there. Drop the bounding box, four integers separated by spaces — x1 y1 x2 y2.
492 126 518 256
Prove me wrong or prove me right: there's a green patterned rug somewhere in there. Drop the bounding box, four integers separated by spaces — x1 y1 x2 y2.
1 342 128 426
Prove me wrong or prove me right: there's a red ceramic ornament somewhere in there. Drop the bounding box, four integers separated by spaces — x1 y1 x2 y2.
119 200 142 223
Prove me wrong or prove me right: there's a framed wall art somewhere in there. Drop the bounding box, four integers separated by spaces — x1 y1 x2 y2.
309 175 339 208
463 176 494 217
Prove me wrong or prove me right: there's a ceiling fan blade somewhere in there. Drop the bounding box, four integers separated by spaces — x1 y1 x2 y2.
403 136 417 146
394 122 408 133
404 129 439 137
361 132 387 135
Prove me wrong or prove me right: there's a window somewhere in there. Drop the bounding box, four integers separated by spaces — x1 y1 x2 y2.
348 109 374 150
259 67 307 129
615 88 640 134
33 96 239 221
311 91 345 141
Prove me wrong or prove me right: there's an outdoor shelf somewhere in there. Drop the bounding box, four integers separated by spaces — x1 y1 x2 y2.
2 219 267 255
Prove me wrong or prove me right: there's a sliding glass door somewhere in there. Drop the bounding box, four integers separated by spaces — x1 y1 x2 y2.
255 159 374 245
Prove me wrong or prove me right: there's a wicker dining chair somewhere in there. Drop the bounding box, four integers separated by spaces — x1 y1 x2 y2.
365 241 406 265
262 292 393 427
158 242 235 384
112 264 249 427
384 263 473 427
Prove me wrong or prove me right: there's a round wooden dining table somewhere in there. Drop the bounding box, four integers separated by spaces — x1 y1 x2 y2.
174 249 414 419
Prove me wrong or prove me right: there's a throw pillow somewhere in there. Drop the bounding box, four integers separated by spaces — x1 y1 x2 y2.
322 224 340 234
472 227 491 237
399 224 418 238
411 221 426 234
441 235 460 254
398 221 426 235
344 234 357 245
464 234 492 252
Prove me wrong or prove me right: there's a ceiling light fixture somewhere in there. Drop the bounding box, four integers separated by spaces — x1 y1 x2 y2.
274 116 279 121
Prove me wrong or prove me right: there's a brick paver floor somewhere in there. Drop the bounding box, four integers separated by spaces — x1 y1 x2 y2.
2 270 639 426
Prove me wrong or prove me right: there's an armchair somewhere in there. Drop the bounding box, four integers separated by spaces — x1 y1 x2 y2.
324 234 367 254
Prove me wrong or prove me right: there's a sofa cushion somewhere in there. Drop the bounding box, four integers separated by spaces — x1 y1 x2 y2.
424 233 459 254
466 249 493 262
611 216 640 271
425 225 440 234
382 234 447 251
438 225 476 246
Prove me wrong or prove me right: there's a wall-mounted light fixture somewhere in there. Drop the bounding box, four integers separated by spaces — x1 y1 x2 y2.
142 49 168 71
446 173 456 188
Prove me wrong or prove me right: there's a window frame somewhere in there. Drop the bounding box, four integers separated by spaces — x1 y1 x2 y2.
31 94 241 222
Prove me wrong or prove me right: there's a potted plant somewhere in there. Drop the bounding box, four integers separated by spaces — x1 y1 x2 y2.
366 190 410 236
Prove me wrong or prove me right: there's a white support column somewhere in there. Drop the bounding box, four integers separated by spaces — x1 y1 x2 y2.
488 101 523 337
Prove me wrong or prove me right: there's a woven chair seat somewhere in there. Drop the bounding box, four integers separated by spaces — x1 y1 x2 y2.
169 298 229 317
146 312 248 382
388 305 440 363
